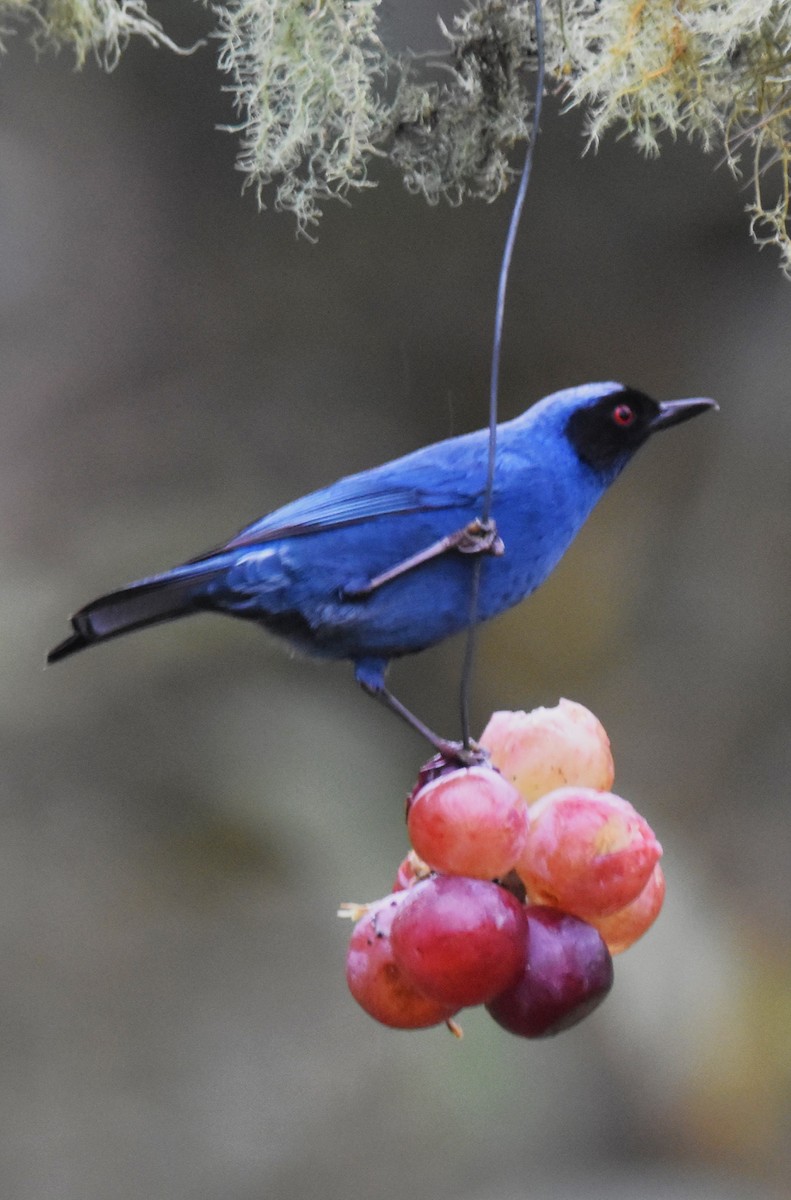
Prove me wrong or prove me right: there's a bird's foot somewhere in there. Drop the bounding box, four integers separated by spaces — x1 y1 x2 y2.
433 738 490 768
454 518 505 557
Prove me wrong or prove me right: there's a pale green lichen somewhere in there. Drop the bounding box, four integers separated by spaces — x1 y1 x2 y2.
214 0 389 231
391 0 791 270
0 0 189 68
6 0 791 268
391 1 539 205
547 0 791 273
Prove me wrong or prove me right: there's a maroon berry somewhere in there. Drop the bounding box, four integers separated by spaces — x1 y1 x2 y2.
486 906 613 1037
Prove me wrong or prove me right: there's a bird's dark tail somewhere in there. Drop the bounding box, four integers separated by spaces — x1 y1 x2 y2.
47 563 224 664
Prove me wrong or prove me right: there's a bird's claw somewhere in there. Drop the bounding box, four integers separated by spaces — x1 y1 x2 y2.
434 739 491 768
455 518 505 557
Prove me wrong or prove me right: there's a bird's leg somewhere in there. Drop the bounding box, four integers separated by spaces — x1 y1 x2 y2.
362 680 485 766
342 518 504 600
354 658 485 766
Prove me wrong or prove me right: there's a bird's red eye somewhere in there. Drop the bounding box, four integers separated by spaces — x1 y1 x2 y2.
612 404 635 427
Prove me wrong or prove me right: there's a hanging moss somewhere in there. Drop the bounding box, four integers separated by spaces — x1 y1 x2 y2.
0 0 189 67
214 0 389 231
6 0 791 268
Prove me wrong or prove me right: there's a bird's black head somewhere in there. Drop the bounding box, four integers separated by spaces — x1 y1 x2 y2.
565 385 717 478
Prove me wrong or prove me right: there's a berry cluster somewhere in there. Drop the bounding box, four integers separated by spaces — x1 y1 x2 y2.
342 700 665 1038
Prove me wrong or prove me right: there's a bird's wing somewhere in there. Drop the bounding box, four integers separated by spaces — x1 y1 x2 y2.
199 428 489 554
221 482 477 551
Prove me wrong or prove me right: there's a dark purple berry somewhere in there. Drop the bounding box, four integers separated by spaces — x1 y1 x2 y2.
486 906 613 1038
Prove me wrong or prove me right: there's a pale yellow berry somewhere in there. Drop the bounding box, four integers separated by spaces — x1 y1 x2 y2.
480 699 614 805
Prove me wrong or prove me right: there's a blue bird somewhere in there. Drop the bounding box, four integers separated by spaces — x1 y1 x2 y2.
48 382 715 752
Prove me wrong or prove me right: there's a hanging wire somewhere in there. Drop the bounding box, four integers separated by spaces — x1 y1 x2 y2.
459 0 546 750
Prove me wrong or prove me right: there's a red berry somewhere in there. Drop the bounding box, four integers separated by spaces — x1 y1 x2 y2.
390 875 527 1008
486 906 613 1037
586 863 666 954
517 787 662 919
406 766 529 880
345 894 459 1029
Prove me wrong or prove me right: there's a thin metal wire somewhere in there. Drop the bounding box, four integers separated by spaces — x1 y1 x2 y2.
459 0 546 749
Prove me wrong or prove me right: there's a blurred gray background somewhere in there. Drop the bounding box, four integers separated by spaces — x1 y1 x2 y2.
2 3 790 1199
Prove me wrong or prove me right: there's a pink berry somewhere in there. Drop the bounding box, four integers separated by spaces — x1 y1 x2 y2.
345 894 459 1029
406 766 529 880
390 875 527 1008
516 787 662 919
480 700 614 804
586 863 666 954
487 906 613 1037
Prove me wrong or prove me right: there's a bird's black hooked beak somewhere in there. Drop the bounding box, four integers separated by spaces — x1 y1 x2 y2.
650 396 719 432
